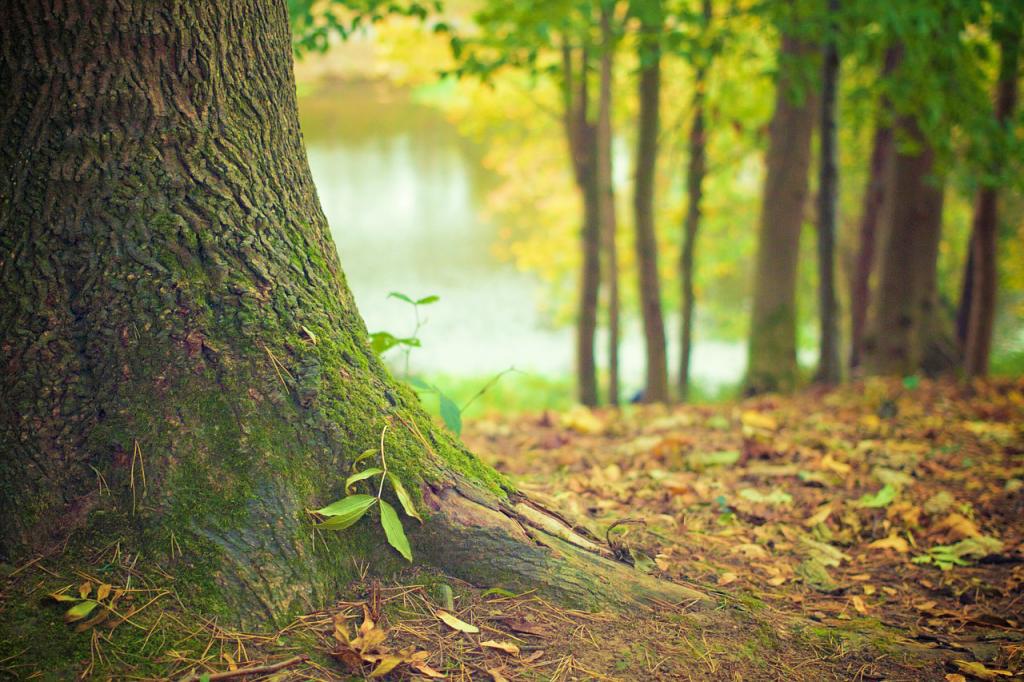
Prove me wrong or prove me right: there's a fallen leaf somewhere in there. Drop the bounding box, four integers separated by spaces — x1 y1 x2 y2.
952 659 1013 680
410 660 447 678
868 534 910 553
488 668 510 682
851 595 868 614
368 655 403 678
436 610 479 634
717 572 738 586
481 640 520 656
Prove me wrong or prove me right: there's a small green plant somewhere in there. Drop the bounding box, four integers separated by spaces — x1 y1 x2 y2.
369 291 438 376
314 424 422 561
368 291 513 437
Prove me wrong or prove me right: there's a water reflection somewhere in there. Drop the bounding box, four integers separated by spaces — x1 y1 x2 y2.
299 80 744 392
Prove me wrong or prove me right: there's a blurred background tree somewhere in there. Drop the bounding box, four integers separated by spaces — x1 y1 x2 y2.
286 0 1024 410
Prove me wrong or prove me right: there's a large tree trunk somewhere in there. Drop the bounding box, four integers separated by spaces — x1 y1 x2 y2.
679 0 712 402
1 0 702 630
964 12 1021 378
849 47 898 371
562 45 602 407
745 34 816 394
598 2 621 406
862 118 946 376
814 0 841 384
632 0 670 403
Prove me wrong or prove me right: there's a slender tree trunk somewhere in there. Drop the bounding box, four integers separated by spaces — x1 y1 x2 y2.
849 48 899 370
863 118 946 376
1 0 702 633
964 13 1021 378
745 34 816 394
633 0 670 403
956 244 974 350
814 0 841 384
562 45 602 406
679 0 712 402
598 2 621 405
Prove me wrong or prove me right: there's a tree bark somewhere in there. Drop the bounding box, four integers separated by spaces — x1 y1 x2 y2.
598 2 621 405
849 47 899 371
745 34 816 394
814 0 841 384
679 0 712 402
561 44 602 407
862 118 946 376
632 0 670 403
1 0 704 630
964 12 1021 378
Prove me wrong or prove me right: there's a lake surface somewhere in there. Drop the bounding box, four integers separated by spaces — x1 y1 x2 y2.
298 80 746 394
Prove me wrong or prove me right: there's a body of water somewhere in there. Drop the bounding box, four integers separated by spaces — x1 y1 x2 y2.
299 80 746 394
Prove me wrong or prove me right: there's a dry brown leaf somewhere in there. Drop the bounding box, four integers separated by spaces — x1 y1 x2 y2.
488 668 510 682
934 513 981 539
481 640 520 656
520 650 544 664
436 610 479 634
410 660 447 678
78 581 92 599
96 583 112 601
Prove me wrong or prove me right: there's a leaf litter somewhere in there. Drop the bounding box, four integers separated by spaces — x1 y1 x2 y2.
4 376 1023 679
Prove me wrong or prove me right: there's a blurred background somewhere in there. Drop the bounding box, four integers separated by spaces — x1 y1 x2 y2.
289 0 1024 415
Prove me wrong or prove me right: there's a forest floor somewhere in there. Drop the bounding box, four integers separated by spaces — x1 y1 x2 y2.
2 378 1022 680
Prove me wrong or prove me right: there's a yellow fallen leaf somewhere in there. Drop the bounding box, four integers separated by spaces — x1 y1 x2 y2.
820 454 851 475
732 543 769 559
851 596 868 615
804 503 833 527
945 675 966 682
481 640 520 656
717 572 738 586
863 584 876 596
767 575 787 586
96 583 112 601
952 659 1013 680
868 534 910 553
79 581 92 599
436 610 479 634
741 411 778 431
368 655 403 678
222 652 237 671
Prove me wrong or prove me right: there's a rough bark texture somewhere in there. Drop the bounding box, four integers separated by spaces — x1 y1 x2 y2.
632 0 669 403
597 3 620 406
964 14 1020 378
745 35 816 394
562 45 602 407
849 48 898 371
862 118 946 376
678 0 711 402
814 0 841 385
1 0 704 630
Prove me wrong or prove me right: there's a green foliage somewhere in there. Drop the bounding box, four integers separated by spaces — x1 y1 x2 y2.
912 536 1003 570
857 484 897 508
314 433 421 561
